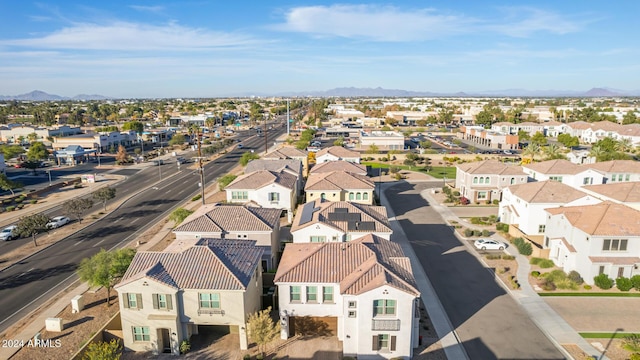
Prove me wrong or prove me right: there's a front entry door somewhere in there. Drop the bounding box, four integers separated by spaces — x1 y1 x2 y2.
160 328 171 353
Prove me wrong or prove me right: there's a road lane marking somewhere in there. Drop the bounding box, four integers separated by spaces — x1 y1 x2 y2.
93 238 105 247
131 218 140 223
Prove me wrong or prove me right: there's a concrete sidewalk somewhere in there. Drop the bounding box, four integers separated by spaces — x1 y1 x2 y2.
418 186 606 360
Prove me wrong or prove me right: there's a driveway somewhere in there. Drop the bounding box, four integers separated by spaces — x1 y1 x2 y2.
385 181 564 360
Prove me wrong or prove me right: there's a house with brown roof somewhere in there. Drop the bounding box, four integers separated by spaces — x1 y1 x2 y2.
275 234 420 359
291 199 392 242
305 171 375 204
455 160 528 203
499 181 601 245
582 182 640 210
522 159 606 188
310 160 368 176
115 239 263 354
225 170 297 222
544 202 640 285
587 160 640 183
316 146 361 164
245 159 304 196
263 147 309 176
172 204 281 270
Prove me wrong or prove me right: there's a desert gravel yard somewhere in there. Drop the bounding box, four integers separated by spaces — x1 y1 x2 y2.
543 297 640 332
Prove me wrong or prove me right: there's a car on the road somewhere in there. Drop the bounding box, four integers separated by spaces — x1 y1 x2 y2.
474 238 506 250
503 150 514 155
237 144 244 149
46 216 70 229
0 225 18 241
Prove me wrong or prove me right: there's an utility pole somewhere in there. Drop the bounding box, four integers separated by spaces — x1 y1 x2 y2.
286 99 290 136
196 129 206 205
264 113 268 153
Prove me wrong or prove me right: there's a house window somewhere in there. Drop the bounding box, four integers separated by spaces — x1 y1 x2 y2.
310 236 326 243
473 177 478 184
348 310 357 318
625 174 630 181
599 265 605 275
485 177 490 184
549 176 563 182
583 177 593 185
510 177 515 185
306 286 317 302
349 192 354 200
290 286 301 302
356 192 362 200
321 193 326 199
125 293 143 310
538 225 546 233
348 301 357 308
268 192 280 202
153 294 173 310
372 334 396 351
231 191 248 200
199 293 220 309
132 326 150 342
363 193 369 200
322 286 334 303
478 177 484 184
373 299 396 316
477 192 487 200
602 239 628 251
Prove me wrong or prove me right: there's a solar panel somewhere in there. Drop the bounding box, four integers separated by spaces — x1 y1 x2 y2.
347 213 361 222
299 202 316 225
334 208 348 213
358 221 376 231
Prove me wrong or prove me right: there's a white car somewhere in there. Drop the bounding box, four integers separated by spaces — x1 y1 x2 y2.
0 226 18 241
474 238 506 251
47 216 70 229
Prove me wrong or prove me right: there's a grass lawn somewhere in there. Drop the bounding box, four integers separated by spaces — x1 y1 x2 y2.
362 162 456 179
538 292 640 297
580 332 640 338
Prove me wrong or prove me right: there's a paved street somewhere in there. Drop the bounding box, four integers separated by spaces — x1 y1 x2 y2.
385 181 564 360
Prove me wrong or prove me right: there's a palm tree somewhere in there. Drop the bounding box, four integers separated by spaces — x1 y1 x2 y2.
589 145 606 162
543 143 565 160
522 143 540 163
615 138 632 153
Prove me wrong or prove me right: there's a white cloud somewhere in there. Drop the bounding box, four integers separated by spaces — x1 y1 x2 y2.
1 21 256 51
129 5 165 14
489 7 585 37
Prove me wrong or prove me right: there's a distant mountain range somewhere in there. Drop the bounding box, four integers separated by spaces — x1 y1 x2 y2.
2 87 640 100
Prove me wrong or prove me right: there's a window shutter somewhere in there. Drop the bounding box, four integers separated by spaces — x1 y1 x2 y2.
390 336 396 351
372 335 379 351
152 294 159 309
136 294 143 309
123 293 130 308
167 294 173 310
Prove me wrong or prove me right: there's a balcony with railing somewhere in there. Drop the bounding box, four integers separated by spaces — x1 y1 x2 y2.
371 318 400 331
198 308 225 316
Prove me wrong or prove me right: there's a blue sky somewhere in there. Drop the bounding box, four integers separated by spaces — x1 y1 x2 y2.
1 1 639 98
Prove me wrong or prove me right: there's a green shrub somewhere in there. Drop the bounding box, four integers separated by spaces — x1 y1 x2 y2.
442 186 451 195
30 199 37 204
452 191 460 197
256 355 264 360
623 334 640 352
583 284 592 290
502 255 515 260
538 259 554 268
492 199 499 205
16 204 23 209
393 173 403 181
191 194 202 201
389 166 400 174
513 237 533 256
616 277 633 291
568 271 584 285
496 223 509 232
539 277 556 291
481 229 490 237
243 355 251 360
472 230 482 237
5 206 15 212
470 217 481 224
555 278 579 290
486 254 501 260
531 271 540 278
14 198 22 203
180 339 191 354
463 229 473 237
631 275 640 290
593 273 614 290
629 353 640 360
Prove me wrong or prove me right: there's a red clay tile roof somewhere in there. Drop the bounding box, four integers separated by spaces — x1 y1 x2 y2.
275 234 419 296
173 204 281 233
457 160 525 176
310 160 367 175
507 180 589 203
584 182 640 203
316 146 360 159
263 147 307 159
545 201 640 236
225 170 297 190
305 171 374 191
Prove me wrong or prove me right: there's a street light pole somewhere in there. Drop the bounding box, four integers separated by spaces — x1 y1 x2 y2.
286 99 290 136
196 130 205 205
47 169 52 187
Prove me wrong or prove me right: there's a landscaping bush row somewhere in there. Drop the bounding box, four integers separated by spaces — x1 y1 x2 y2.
463 228 491 237
512 237 532 256
593 274 640 291
495 223 509 232
470 215 498 225
530 257 555 268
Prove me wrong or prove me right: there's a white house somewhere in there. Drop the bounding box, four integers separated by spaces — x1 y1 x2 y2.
455 160 528 203
263 147 309 176
275 234 421 360
245 159 304 196
171 204 281 270
305 171 375 204
310 160 368 176
566 150 595 165
582 182 640 211
499 181 601 245
544 202 640 285
316 146 361 164
225 170 297 222
522 159 605 187
115 239 263 354
587 160 640 183
290 199 392 242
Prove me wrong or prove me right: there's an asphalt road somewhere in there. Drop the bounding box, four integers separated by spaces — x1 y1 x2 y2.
385 181 564 360
0 124 287 334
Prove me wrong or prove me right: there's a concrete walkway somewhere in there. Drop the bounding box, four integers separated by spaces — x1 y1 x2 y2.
417 185 606 360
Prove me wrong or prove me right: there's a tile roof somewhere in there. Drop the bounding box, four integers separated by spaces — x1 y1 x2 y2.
263 147 308 159
245 159 302 176
588 256 640 265
584 182 640 203
310 160 367 175
275 234 419 296
523 159 586 175
316 146 360 159
173 204 281 233
225 170 297 190
456 160 525 176
116 239 262 290
507 180 589 203
587 160 640 174
545 201 640 236
291 199 391 234
305 171 374 191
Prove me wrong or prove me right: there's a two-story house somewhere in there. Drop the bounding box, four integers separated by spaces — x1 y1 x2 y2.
275 234 421 360
225 170 297 222
263 147 309 176
310 160 368 176
305 171 375 204
499 181 601 246
544 202 640 284
455 160 528 203
582 182 640 210
115 239 263 355
245 159 304 196
290 199 392 242
587 160 640 183
172 204 281 270
522 159 606 187
316 146 361 164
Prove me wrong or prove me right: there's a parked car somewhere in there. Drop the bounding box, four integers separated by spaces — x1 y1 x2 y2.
237 144 244 149
46 216 70 229
503 150 513 155
0 225 18 241
474 239 506 250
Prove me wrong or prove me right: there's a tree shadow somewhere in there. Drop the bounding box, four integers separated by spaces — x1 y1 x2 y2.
84 295 118 310
0 263 77 290
64 316 94 329
292 316 332 338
